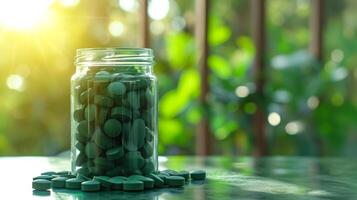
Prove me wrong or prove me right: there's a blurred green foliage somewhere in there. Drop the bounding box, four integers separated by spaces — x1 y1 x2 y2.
0 0 356 156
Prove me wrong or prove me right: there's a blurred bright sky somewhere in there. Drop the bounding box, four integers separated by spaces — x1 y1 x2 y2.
0 0 170 31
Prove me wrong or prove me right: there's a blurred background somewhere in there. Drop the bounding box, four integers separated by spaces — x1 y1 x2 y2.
0 0 356 157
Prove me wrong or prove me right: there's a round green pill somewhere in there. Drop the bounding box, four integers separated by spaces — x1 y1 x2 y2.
94 95 114 107
77 120 92 140
107 82 126 97
157 174 168 185
78 77 93 92
62 174 76 179
84 104 96 121
105 166 124 177
85 142 97 159
123 151 144 174
141 159 155 175
103 119 122 138
124 118 145 151
190 170 206 180
93 71 111 90
51 177 68 188
128 175 154 189
141 143 153 159
166 176 185 187
81 180 100 192
78 173 91 181
148 173 165 188
162 169 178 176
123 180 144 191
33 175 53 181
56 171 71 176
65 178 84 189
94 157 115 169
73 108 85 122
109 176 127 190
93 176 112 188
76 132 87 143
32 179 51 191
111 106 132 121
106 146 124 160
176 171 190 181
76 166 90 177
134 119 146 149
41 171 56 176
159 171 170 177
139 88 153 109
127 91 140 109
95 71 111 82
56 171 76 179
98 107 108 125
79 88 94 104
94 128 115 150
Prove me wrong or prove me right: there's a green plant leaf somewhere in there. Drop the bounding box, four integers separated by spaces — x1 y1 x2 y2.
208 55 231 79
166 32 195 69
159 69 199 118
159 119 183 144
208 15 231 46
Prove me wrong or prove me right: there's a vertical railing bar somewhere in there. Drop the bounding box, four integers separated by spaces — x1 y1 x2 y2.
251 0 268 156
310 0 323 61
195 0 212 155
139 0 149 48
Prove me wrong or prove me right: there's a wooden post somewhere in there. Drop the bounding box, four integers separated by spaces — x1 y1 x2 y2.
310 0 324 156
310 0 323 60
251 0 268 156
195 0 213 155
139 0 149 47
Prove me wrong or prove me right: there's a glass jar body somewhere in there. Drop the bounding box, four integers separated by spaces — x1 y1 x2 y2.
70 48 157 178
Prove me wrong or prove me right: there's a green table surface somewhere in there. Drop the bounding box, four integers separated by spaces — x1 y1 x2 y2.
1 156 357 199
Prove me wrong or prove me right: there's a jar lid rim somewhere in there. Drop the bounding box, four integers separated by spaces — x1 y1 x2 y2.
76 47 152 54
75 47 153 66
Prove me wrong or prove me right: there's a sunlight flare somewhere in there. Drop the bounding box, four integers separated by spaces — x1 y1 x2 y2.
0 0 53 30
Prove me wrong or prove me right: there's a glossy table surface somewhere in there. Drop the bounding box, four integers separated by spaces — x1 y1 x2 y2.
1 156 357 200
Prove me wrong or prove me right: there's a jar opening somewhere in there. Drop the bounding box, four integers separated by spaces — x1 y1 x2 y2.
75 47 153 67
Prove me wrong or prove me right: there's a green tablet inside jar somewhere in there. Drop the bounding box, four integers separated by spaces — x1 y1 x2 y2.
71 48 157 178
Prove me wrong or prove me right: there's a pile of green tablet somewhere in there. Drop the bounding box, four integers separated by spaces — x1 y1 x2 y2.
32 170 206 192
73 70 157 177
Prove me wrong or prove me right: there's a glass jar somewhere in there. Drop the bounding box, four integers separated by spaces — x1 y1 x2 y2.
70 48 157 178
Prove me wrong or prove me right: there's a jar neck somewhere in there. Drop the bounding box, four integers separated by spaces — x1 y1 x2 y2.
75 48 154 74
76 65 153 75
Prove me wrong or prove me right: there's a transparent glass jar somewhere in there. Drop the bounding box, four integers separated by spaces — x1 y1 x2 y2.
70 48 157 178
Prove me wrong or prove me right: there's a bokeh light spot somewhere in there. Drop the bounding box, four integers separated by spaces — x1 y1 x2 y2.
150 21 165 35
307 96 319 109
268 112 281 126
118 0 138 12
235 86 249 98
148 0 170 20
6 74 25 91
285 121 304 135
331 49 344 63
109 21 125 37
